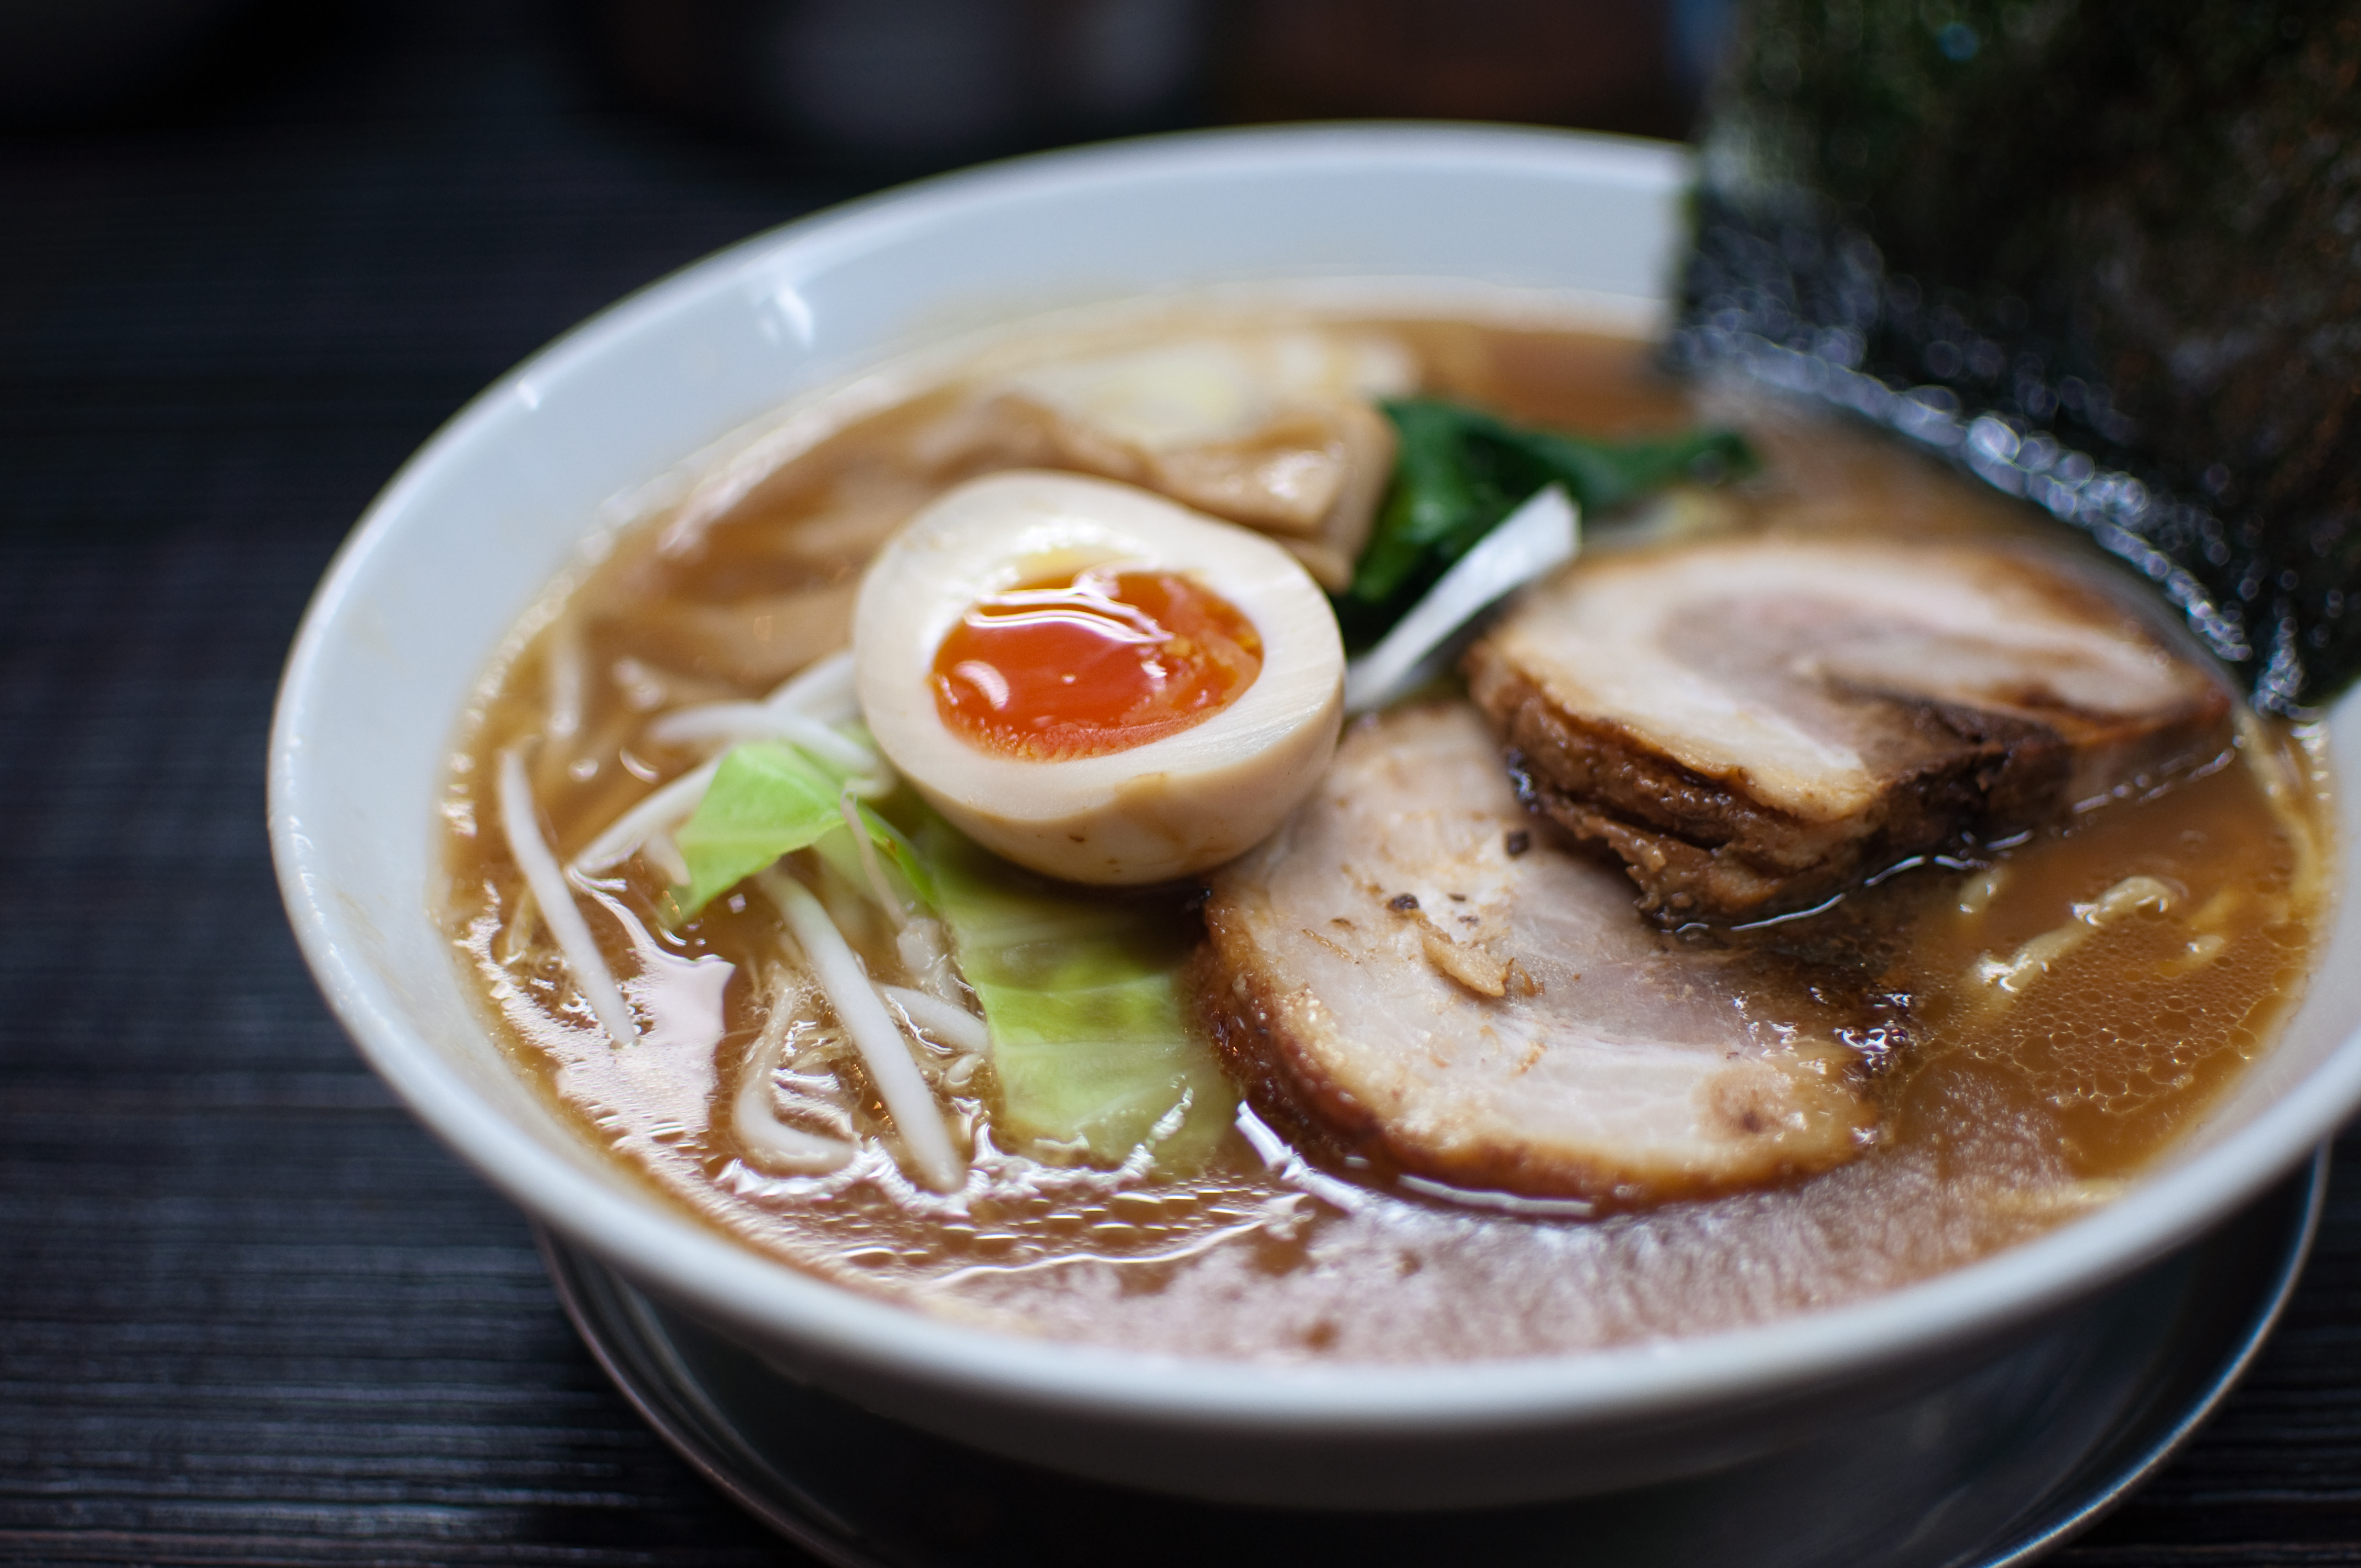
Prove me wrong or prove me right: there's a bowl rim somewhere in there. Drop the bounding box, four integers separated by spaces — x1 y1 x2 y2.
271 120 2360 1435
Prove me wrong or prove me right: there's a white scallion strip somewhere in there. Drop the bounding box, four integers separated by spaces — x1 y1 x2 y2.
877 984 989 1054
1343 484 1579 715
732 981 856 1173
572 756 721 874
759 869 964 1191
498 749 640 1048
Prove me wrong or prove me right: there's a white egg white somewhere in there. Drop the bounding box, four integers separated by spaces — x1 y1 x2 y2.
853 470 1345 884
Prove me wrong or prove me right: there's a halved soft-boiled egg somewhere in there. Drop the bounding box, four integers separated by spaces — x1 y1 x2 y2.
854 470 1345 884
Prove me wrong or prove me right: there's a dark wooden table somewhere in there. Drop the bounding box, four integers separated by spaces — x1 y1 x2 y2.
5 6 2359 1562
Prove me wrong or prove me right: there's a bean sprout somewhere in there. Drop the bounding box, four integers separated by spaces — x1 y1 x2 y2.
839 790 906 928
648 704 880 777
498 749 639 1047
646 648 865 754
759 869 964 1191
764 648 859 722
571 756 721 874
732 978 856 1173
877 983 989 1054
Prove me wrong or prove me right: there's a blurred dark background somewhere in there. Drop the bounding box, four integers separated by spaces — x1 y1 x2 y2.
7 2 2361 1562
0 0 1726 156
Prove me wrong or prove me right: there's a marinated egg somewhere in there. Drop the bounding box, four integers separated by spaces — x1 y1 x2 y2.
854 470 1345 883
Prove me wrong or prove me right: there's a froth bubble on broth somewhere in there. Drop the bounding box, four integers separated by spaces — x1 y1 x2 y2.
438 309 2330 1363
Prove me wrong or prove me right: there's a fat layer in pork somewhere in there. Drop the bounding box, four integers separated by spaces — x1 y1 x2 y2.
1467 536 2233 922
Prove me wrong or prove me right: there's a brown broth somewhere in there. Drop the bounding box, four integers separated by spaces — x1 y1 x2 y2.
438 317 2331 1363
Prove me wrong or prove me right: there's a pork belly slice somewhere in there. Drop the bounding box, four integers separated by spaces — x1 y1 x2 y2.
1198 703 1875 1206
1466 536 2233 923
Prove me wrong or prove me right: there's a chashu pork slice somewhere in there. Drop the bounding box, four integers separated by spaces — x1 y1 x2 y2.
1467 536 2233 923
1198 703 1875 1206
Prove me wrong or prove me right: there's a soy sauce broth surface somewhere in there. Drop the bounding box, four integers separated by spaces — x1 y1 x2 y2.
439 315 2330 1363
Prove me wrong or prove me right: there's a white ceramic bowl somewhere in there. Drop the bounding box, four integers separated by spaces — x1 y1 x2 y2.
269 124 2361 1511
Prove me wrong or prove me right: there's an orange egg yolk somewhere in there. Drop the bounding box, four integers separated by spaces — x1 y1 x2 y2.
932 567 1264 760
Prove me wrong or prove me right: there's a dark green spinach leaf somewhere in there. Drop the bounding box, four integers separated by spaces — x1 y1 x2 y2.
1337 399 1754 647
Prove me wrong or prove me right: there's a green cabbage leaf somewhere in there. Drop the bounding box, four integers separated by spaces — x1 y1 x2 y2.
670 743 1232 1171
672 742 924 919
921 819 1234 1169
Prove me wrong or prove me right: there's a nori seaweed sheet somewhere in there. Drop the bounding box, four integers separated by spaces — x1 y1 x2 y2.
1673 0 2361 713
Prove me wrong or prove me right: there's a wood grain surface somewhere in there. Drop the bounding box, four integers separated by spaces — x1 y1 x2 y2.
3 5 2358 1562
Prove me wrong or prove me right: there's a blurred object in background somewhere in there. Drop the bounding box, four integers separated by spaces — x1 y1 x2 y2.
1 0 1731 151
577 0 1724 173
1216 0 1703 140
1667 0 1738 98
580 0 1210 171
0 0 265 126
0 0 1732 175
